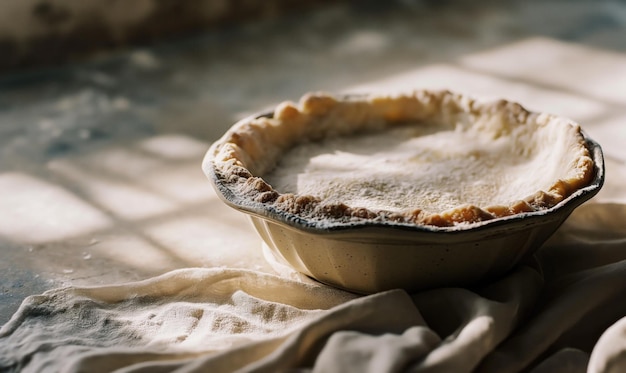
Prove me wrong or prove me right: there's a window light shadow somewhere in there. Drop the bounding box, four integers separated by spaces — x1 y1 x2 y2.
0 172 112 244
459 37 626 106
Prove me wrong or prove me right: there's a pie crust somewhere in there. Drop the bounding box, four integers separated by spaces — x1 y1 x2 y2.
209 90 595 227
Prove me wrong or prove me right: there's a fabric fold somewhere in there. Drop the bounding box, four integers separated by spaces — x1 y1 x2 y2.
0 268 356 373
1 203 626 373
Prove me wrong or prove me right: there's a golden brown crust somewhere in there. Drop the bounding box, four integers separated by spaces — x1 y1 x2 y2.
210 90 595 227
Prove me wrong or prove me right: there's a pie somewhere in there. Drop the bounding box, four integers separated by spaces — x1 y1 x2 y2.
208 90 595 227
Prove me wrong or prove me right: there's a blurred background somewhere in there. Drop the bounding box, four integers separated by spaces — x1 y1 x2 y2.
1 0 625 324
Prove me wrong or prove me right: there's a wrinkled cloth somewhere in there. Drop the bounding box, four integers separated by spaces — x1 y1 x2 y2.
1 201 626 373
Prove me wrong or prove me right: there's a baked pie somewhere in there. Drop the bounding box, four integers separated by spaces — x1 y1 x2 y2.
208 90 595 228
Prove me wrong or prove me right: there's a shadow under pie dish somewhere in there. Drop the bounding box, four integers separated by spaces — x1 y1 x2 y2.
203 90 604 294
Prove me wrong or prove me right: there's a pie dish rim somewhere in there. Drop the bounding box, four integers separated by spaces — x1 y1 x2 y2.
203 101 604 235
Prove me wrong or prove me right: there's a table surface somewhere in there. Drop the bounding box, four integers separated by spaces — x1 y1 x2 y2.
1 0 625 325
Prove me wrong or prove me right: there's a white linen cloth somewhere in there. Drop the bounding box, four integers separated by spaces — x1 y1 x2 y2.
1 201 625 372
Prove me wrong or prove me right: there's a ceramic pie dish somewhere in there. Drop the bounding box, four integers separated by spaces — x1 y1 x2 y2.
203 90 604 294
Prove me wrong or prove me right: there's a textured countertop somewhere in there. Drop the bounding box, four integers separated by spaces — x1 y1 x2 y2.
1 0 625 325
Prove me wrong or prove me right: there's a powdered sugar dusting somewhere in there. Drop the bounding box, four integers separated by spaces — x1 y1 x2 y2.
264 123 555 214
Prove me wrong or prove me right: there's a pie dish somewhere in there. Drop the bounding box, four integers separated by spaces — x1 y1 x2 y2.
203 90 604 293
